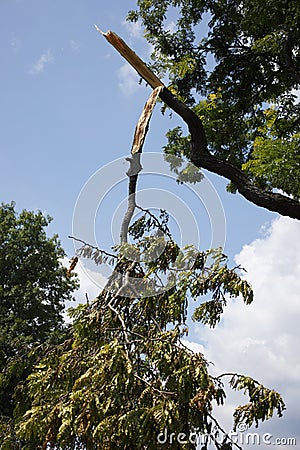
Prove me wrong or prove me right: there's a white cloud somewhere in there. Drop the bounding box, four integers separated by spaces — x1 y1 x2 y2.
123 20 144 40
70 39 80 51
291 88 300 104
28 49 54 75
10 36 21 51
73 262 104 304
118 63 141 96
122 19 154 60
185 216 300 447
62 257 107 321
166 21 177 34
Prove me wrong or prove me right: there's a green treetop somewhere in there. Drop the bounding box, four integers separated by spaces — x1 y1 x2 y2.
127 0 300 217
0 202 78 443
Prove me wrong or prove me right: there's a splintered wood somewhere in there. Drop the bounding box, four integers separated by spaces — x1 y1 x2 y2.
95 26 164 90
95 26 164 155
131 86 163 155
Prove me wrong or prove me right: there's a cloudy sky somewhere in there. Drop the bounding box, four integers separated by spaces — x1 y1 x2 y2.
1 0 299 448
185 216 300 449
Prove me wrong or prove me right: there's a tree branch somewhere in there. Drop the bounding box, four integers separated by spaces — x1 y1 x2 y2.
207 412 243 450
134 374 176 397
160 88 300 220
95 26 163 89
120 86 163 243
97 28 300 220
68 235 116 258
136 204 173 240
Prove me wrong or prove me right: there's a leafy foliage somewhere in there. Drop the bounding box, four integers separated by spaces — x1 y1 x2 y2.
0 202 78 446
229 375 285 429
12 210 284 449
242 107 300 199
128 0 300 199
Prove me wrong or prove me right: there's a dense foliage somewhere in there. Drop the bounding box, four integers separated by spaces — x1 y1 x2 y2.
128 0 300 202
11 210 284 449
2 1 298 445
0 202 78 448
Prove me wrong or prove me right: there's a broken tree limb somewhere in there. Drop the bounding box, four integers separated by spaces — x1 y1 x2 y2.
95 26 164 89
131 86 163 156
95 26 207 158
97 27 300 219
120 86 163 244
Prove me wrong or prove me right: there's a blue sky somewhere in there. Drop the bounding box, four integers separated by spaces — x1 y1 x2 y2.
1 0 276 257
1 0 300 447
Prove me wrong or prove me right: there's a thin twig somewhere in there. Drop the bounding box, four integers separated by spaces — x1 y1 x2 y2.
216 372 260 385
150 315 162 333
68 235 116 258
107 328 173 343
136 204 174 241
207 412 243 450
134 374 176 396
107 302 130 347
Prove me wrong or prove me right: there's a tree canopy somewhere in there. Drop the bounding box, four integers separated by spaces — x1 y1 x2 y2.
0 202 78 446
3 98 285 447
127 0 300 218
14 210 284 449
1 0 298 447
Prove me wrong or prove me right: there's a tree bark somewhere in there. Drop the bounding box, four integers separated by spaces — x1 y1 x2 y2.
98 28 300 220
160 89 300 220
120 87 163 243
